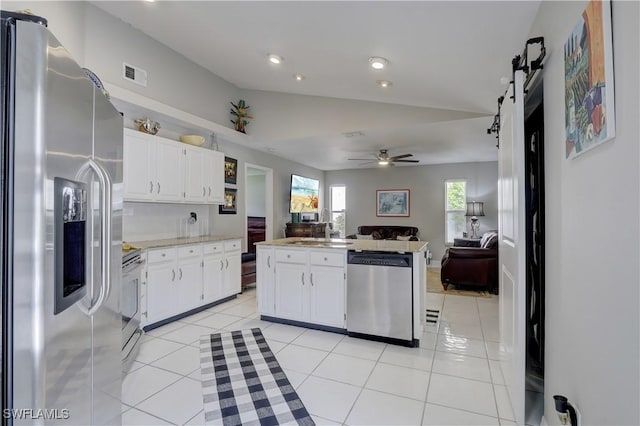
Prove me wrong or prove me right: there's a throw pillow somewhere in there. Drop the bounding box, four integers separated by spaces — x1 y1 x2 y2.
481 232 498 248
397 235 412 241
371 230 384 240
355 234 373 240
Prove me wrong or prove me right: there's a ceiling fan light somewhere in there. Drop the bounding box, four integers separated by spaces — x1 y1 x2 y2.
377 80 392 88
378 160 389 165
369 57 389 70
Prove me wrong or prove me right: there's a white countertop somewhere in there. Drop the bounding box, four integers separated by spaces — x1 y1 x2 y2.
255 237 428 253
126 235 243 250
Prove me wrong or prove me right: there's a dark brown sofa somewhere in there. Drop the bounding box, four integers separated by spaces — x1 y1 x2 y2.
440 232 498 294
346 226 419 241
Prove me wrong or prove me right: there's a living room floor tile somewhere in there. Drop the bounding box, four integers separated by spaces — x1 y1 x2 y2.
432 351 492 383
422 403 500 425
426 373 497 418
379 344 434 371
313 352 376 387
274 344 328 374
296 375 361 423
365 362 430 401
436 334 487 358
345 389 425 426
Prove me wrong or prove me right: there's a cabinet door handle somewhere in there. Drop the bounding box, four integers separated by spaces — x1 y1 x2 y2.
157 182 160 194
208 187 212 197
220 259 224 271
301 272 304 285
171 269 175 282
225 258 229 269
202 186 206 196
267 255 271 268
149 181 153 193
179 268 183 280
310 273 314 286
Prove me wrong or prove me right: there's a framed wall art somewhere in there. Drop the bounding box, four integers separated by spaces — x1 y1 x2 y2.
224 156 238 184
219 188 237 214
564 0 615 159
376 189 410 217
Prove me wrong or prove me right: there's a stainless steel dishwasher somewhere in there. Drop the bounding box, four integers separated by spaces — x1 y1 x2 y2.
346 251 414 346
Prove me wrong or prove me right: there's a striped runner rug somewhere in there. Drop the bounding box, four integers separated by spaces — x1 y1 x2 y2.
200 328 315 426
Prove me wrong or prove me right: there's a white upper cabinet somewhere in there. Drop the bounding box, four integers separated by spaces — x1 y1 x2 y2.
123 128 224 204
204 150 225 204
155 138 184 202
123 131 155 201
184 146 206 203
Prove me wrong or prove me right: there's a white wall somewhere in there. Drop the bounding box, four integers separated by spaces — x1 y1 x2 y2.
4 1 86 63
325 162 498 261
209 138 324 247
246 174 267 217
123 203 211 242
529 1 639 425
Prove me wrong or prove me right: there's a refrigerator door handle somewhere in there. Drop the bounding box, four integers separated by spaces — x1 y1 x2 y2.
75 159 112 315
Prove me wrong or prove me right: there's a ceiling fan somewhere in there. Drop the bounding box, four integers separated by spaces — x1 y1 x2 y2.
348 149 419 166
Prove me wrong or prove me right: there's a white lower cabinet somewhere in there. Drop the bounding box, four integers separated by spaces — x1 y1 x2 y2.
274 262 307 321
203 252 224 304
269 248 346 328
146 247 178 325
177 245 203 312
308 265 346 328
257 247 275 316
223 249 242 297
144 239 241 326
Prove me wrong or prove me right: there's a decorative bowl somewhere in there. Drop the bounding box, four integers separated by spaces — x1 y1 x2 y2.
179 135 205 146
134 118 160 135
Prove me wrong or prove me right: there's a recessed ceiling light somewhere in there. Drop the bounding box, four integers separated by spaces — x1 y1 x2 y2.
268 54 283 65
369 57 389 70
293 74 305 81
377 80 392 88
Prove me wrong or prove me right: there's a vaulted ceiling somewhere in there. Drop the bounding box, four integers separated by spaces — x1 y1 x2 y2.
93 1 541 170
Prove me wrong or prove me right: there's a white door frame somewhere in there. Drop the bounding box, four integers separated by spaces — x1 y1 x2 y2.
244 163 274 249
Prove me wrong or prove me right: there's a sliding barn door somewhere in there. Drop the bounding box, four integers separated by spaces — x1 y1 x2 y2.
498 70 526 425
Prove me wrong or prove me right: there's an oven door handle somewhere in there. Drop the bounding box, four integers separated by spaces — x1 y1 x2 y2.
123 258 145 275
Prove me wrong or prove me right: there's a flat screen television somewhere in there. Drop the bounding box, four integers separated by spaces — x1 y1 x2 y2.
289 174 319 213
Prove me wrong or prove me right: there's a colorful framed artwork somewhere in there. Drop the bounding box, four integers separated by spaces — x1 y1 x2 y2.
219 188 237 214
564 0 615 159
376 189 410 217
224 156 238 184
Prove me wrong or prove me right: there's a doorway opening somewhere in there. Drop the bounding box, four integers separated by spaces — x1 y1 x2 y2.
244 164 273 254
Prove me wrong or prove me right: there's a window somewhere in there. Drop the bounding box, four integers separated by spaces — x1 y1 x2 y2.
330 185 346 237
445 180 466 244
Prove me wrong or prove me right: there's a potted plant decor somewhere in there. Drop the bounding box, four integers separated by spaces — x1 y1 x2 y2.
230 99 253 134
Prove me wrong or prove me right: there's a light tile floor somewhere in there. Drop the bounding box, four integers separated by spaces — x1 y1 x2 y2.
123 286 518 425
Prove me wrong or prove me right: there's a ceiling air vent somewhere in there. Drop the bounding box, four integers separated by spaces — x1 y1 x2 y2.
123 62 147 87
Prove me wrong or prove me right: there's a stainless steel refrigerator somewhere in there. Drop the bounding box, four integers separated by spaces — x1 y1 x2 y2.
1 11 123 425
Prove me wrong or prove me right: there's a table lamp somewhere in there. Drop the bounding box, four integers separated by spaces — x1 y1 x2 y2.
465 201 485 239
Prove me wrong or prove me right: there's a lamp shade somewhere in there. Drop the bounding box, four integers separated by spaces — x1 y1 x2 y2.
465 201 485 217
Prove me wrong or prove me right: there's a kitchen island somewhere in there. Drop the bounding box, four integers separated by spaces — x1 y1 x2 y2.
255 237 428 346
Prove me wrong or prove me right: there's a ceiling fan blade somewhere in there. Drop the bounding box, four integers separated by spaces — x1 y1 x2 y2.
358 161 376 166
393 159 420 163
348 158 375 161
389 153 413 161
